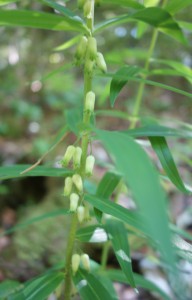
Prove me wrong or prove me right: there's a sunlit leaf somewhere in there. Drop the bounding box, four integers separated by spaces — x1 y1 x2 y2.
106 219 135 287
0 165 72 180
41 0 77 18
0 10 88 33
102 0 144 9
76 225 108 243
165 0 192 14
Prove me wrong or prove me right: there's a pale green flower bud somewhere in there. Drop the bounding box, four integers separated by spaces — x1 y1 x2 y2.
83 0 92 18
72 254 80 274
63 177 73 196
85 91 95 113
96 52 107 73
77 206 85 223
72 174 83 193
87 37 97 60
81 254 90 272
75 36 88 61
78 0 86 9
85 155 95 176
73 147 82 169
62 145 75 167
84 59 95 75
70 193 79 211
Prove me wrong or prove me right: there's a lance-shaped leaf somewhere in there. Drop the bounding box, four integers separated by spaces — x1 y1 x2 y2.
0 165 72 180
165 0 192 15
102 0 144 9
76 225 108 243
105 219 135 287
95 171 122 222
149 136 191 194
0 10 88 33
96 130 176 274
0 280 22 299
73 269 118 300
110 66 142 107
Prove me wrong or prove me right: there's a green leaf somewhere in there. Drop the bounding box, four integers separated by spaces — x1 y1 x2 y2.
54 35 80 51
165 0 192 14
151 58 192 84
41 0 77 18
96 130 176 272
74 269 118 300
0 280 21 298
110 66 142 107
0 0 19 5
1 209 71 236
0 165 72 180
0 10 88 33
124 125 192 139
144 0 160 7
95 8 186 44
106 220 135 287
95 171 122 222
102 269 171 300
149 137 191 194
102 71 192 99
65 107 83 135
178 21 192 32
103 0 144 9
76 225 108 243
85 194 146 234
23 272 63 300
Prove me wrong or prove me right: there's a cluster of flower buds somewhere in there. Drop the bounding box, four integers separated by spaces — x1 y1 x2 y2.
75 35 107 74
72 253 90 274
62 143 95 222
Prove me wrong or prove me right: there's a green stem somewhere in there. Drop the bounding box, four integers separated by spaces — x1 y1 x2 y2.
130 28 158 129
64 214 78 300
101 241 111 270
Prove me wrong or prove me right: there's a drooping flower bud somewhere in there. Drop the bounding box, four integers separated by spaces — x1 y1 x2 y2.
78 0 86 9
72 174 83 193
84 59 95 75
73 147 82 169
83 0 92 18
85 155 95 176
70 193 79 211
72 254 81 274
85 91 95 113
75 36 88 61
87 37 97 60
61 145 75 167
96 52 107 73
77 206 85 223
81 254 90 272
63 177 73 197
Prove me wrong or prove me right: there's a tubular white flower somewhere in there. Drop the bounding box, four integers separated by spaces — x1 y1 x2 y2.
77 206 85 223
85 91 95 113
62 145 75 167
72 174 83 193
75 36 88 60
87 37 97 60
73 147 82 169
72 254 81 274
63 177 73 196
85 155 95 176
81 254 90 272
70 193 79 211
96 52 107 73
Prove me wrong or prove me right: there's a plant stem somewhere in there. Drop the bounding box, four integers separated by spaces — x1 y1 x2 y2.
64 214 78 300
101 241 111 270
63 2 95 298
130 28 158 129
